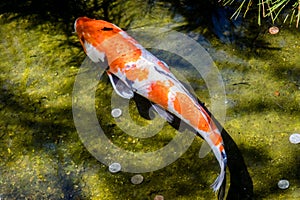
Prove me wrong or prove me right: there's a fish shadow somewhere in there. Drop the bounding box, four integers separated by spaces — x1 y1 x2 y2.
133 93 254 200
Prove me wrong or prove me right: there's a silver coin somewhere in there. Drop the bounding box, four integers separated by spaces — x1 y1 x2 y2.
109 162 121 173
289 133 300 144
111 108 122 118
131 174 144 185
278 179 289 189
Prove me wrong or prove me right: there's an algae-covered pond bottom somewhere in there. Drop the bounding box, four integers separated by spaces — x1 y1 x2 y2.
1 6 300 200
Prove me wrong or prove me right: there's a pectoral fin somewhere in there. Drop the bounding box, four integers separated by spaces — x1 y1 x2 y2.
107 71 134 99
198 140 212 158
151 104 174 123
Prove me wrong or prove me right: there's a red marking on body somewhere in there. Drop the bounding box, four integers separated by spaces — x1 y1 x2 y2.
75 17 142 73
219 145 224 152
173 92 209 132
109 48 142 73
157 61 170 72
148 81 174 108
76 17 224 151
125 65 149 81
209 133 222 146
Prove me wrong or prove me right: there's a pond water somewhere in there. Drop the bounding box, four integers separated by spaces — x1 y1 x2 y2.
0 0 300 199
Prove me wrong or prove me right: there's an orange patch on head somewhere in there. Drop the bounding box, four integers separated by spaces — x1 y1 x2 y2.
173 92 209 132
75 17 122 50
148 81 173 108
75 17 142 72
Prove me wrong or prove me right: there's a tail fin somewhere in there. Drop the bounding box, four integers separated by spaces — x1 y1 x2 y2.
196 128 227 197
210 149 227 200
211 159 226 192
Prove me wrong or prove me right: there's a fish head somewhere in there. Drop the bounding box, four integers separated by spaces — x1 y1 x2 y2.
74 17 123 63
74 17 142 71
75 17 122 48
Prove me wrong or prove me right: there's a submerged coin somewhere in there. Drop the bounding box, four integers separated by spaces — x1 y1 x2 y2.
109 162 121 173
269 26 279 34
289 133 300 144
154 195 164 200
131 174 144 184
111 108 122 118
278 179 289 189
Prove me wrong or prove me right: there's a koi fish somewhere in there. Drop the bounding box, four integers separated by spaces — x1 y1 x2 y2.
75 17 227 195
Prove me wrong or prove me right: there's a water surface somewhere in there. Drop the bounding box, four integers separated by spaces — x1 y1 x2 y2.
0 0 300 199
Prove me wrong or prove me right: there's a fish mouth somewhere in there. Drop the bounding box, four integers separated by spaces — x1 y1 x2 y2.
74 17 86 33
74 17 92 33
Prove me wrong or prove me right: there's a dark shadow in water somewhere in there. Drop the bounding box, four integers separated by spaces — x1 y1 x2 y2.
0 0 280 48
0 0 291 63
240 144 300 199
0 0 118 34
228 79 300 118
0 77 85 199
160 0 257 45
160 0 297 54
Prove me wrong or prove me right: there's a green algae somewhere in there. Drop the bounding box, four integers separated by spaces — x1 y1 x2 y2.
1 1 300 200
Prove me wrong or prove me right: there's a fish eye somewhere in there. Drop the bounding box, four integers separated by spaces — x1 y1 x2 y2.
101 27 113 31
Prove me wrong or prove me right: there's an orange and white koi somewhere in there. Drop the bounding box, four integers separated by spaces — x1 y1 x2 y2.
75 17 227 193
